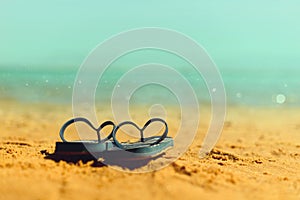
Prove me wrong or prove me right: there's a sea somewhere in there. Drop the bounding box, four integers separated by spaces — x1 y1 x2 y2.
0 66 299 108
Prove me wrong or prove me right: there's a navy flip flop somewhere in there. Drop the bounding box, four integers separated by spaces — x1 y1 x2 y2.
54 117 116 156
111 118 174 157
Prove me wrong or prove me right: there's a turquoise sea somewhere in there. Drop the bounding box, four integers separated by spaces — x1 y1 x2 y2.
0 67 299 108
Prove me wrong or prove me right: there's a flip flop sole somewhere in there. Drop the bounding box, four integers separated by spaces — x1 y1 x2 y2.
54 137 173 158
54 141 115 155
117 137 174 157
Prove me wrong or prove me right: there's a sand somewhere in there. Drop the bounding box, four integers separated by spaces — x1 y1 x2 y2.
1 100 300 200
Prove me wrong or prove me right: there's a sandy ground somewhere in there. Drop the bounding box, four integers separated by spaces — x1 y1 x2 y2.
1 100 300 200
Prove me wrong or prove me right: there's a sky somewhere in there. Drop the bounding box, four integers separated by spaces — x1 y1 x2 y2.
0 0 299 71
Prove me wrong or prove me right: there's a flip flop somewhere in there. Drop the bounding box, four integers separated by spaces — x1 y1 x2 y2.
54 117 116 156
111 118 174 157
52 117 173 165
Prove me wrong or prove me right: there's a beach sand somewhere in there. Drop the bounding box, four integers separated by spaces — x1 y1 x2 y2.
1 100 300 200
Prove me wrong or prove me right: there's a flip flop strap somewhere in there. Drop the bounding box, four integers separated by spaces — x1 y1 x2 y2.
112 118 168 150
59 117 115 143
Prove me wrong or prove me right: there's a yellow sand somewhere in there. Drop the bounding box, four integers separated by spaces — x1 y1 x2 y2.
1 100 300 200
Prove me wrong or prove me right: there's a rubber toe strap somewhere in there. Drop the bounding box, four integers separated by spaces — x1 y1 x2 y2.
59 117 115 143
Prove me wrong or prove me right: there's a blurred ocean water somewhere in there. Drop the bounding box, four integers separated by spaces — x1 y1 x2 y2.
0 67 299 107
